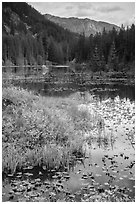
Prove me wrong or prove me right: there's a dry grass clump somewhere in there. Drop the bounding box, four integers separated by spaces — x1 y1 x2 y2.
2 86 99 174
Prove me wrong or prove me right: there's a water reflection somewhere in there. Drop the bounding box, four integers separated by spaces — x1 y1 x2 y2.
72 94 135 200
89 84 135 101
86 133 115 151
18 81 135 101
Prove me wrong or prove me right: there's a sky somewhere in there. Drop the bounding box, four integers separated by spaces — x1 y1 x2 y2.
28 2 135 27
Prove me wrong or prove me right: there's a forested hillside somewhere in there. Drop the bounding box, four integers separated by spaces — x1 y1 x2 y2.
2 2 135 73
2 2 78 65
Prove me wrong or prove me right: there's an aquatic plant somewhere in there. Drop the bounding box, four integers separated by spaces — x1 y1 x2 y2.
2 86 100 174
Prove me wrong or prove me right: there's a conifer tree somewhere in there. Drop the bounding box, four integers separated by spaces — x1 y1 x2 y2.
100 54 106 71
108 41 118 71
42 32 48 61
92 46 101 72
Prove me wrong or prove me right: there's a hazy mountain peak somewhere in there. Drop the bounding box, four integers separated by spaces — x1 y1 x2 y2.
44 14 120 36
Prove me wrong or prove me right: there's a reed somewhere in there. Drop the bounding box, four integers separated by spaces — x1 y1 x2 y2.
2 85 100 174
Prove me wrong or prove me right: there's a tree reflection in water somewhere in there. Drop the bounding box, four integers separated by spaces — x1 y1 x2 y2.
86 125 115 151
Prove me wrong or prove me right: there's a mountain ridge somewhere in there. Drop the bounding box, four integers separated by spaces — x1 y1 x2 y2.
44 14 120 36
2 2 78 40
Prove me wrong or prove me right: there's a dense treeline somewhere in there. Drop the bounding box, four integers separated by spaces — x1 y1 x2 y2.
2 2 135 73
2 32 76 65
76 25 135 72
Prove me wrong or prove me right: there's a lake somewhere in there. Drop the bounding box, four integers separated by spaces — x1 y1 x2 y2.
19 81 135 101
3 81 135 202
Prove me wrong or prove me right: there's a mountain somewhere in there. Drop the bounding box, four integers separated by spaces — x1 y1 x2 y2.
2 2 78 65
2 2 77 41
44 14 120 36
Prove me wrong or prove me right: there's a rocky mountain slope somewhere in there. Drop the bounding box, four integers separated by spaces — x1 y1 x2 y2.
45 14 120 36
2 2 77 39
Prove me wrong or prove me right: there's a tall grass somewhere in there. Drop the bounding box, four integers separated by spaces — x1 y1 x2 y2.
2 85 100 174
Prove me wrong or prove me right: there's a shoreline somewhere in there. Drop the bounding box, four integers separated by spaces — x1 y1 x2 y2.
2 75 135 87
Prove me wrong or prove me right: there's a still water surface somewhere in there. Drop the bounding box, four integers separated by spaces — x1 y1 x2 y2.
20 81 135 101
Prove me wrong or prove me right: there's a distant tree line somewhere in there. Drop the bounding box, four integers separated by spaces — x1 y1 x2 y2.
75 25 135 72
2 32 75 65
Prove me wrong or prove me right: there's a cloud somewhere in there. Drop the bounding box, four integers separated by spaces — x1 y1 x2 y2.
72 3 123 19
76 9 96 18
123 15 135 26
98 6 123 13
73 3 96 18
29 2 135 26
66 5 73 10
65 3 94 18
77 3 94 10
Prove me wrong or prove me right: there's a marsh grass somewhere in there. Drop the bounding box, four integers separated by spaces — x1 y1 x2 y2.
2 85 100 174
